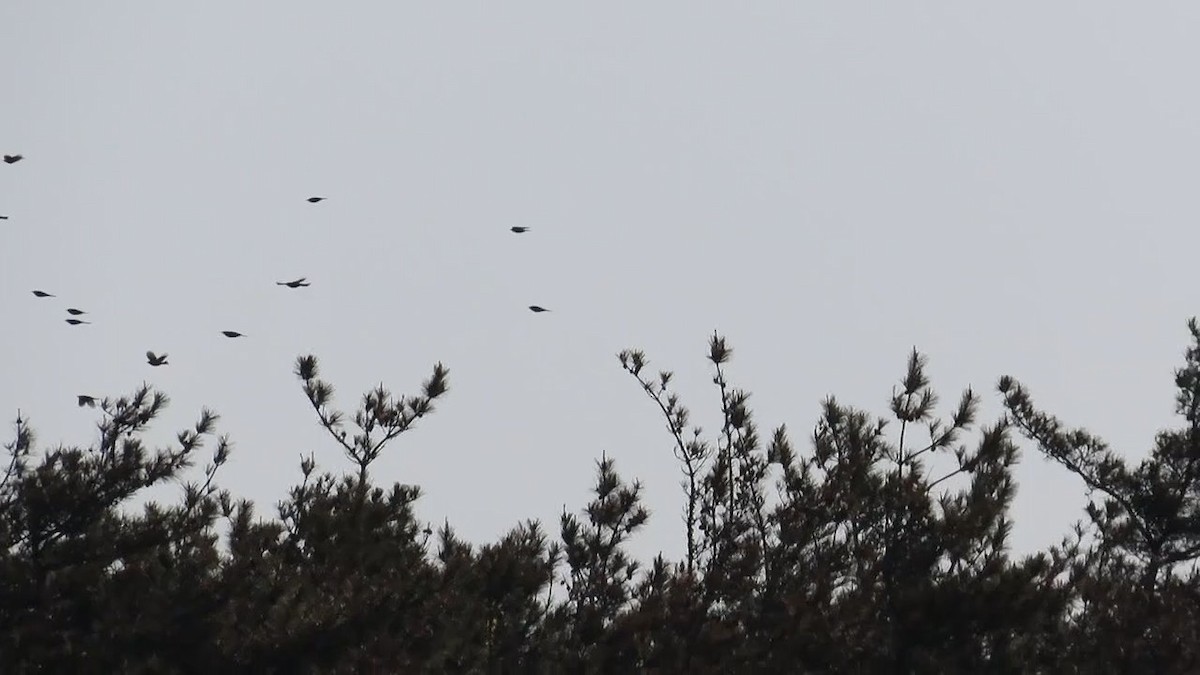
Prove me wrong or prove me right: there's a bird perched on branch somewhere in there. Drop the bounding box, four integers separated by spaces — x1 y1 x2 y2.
306 196 326 203
3 154 22 164
222 331 245 338
32 290 54 298
77 395 98 408
146 351 168 366
65 318 90 326
528 305 551 313
277 277 310 288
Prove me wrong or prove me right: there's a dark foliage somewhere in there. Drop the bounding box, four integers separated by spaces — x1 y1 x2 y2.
3 321 1199 672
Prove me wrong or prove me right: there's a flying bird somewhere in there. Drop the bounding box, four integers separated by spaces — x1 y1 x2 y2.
32 290 54 298
66 308 86 316
221 331 245 338
0 215 8 220
510 227 530 233
65 318 90 325
306 197 326 203
528 305 551 313
277 277 310 288
146 351 168 366
77 395 98 408
3 154 22 164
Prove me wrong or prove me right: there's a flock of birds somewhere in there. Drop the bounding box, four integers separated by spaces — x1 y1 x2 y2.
3 152 553 409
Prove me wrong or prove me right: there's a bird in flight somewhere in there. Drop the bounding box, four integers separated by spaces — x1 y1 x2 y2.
0 215 8 220
528 305 551 313
66 308 86 316
222 331 245 338
510 227 530 233
77 395 98 408
277 277 310 288
32 290 54 298
306 197 326 203
3 154 22 164
146 351 168 366
65 318 90 326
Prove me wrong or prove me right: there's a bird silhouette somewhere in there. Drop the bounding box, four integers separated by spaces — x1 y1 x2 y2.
528 305 551 313
146 351 168 366
277 277 310 288
0 215 8 220
3 154 22 164
306 197 326 203
66 308 86 316
32 290 54 298
510 227 530 233
222 331 245 338
77 395 98 408
65 318 90 325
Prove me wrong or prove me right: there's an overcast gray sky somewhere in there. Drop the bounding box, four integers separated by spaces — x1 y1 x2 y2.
3 3 1198 564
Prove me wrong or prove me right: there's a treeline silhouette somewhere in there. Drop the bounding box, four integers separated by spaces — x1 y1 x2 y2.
3 321 1199 673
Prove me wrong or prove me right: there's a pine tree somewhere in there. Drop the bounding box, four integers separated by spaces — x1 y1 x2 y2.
3 320 1200 671
0 387 231 671
618 334 1073 672
999 318 1200 671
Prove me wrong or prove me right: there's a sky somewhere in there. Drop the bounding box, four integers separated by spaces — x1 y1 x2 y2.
3 3 1199 565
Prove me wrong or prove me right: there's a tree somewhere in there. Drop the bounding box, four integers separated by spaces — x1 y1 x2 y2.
999 318 1200 671
3 320 1200 672
0 387 231 671
618 333 1072 672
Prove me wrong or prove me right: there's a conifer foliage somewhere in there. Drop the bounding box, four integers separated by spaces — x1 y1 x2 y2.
2 323 1199 671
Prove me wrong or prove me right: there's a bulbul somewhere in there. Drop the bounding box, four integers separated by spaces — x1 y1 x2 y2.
222 331 245 338
306 197 326 203
77 395 98 408
65 318 90 325
146 351 168 366
277 277 310 288
3 155 22 164
528 305 551 313
66 308 86 316
32 290 54 298
510 227 529 233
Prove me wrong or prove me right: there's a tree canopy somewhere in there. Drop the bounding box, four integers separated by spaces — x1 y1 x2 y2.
3 320 1199 673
